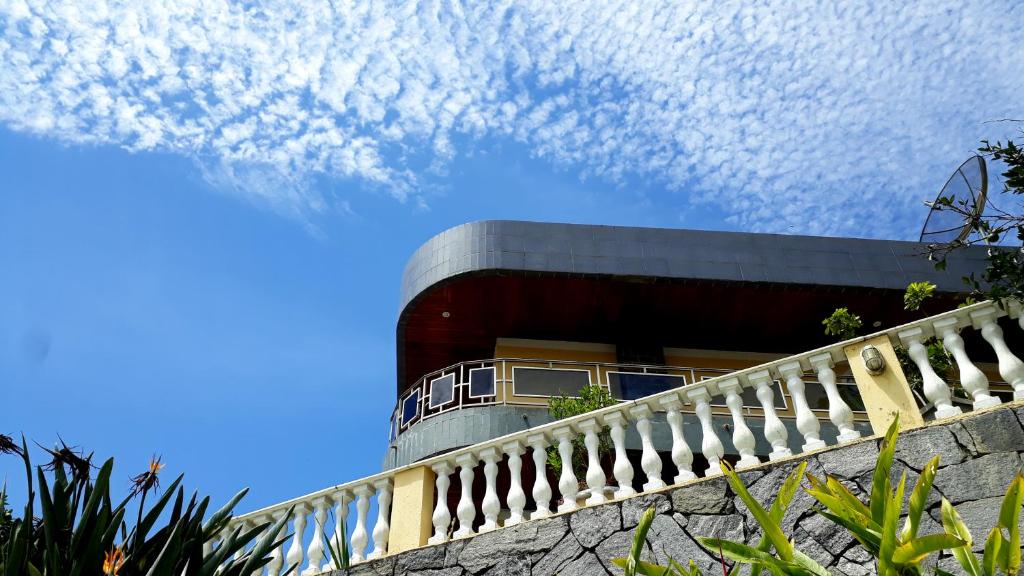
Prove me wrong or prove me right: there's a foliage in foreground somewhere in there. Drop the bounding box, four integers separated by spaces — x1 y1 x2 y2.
0 435 293 576
614 415 1024 576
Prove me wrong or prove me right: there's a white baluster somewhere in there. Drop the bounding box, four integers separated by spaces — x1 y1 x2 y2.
231 520 249 563
629 404 664 490
368 479 392 559
286 504 309 573
453 453 477 538
326 491 350 570
687 387 725 475
350 485 372 562
428 462 454 544
577 418 607 505
973 308 1024 400
808 353 861 443
602 411 636 497
552 426 579 512
719 378 760 468
749 370 791 460
265 515 285 576
899 327 962 419
301 497 328 574
935 318 1001 410
777 361 826 451
659 396 696 483
501 441 527 526
526 433 552 518
478 448 501 532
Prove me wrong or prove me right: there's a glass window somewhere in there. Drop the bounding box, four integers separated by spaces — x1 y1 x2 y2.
608 372 686 400
704 377 786 409
429 373 456 408
513 367 591 397
802 381 865 412
469 367 495 397
401 389 420 426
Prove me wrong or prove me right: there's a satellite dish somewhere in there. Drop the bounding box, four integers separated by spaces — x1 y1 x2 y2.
920 155 988 244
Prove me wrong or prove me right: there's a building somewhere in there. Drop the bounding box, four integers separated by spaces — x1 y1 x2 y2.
386 220 1003 471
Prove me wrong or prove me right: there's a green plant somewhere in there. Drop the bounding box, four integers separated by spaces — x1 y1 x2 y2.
904 281 937 312
822 308 862 340
546 385 618 476
0 435 293 576
938 472 1024 576
322 507 351 573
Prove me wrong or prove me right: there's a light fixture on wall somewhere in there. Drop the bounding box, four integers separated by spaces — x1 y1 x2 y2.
441 311 450 318
861 345 885 375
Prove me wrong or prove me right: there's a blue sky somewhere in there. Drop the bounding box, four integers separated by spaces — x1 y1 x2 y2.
1 1 1022 514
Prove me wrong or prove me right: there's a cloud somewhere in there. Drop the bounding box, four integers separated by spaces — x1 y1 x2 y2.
1 0 1021 236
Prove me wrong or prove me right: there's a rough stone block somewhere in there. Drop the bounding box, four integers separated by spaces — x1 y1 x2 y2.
956 408 1024 454
928 496 1024 552
394 544 446 573
569 503 621 548
932 452 1022 504
685 513 745 542
817 440 879 479
456 515 568 573
531 533 583 576
646 514 716 573
622 492 671 528
798 512 855 555
594 530 636 574
556 552 610 576
894 425 967 470
670 476 733 514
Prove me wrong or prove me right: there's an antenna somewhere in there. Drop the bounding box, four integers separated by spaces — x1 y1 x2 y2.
920 155 988 244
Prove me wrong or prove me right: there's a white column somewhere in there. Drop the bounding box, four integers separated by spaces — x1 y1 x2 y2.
973 308 1024 400
808 353 861 443
719 378 760 468
368 479 392 559
748 370 791 461
628 404 664 490
659 396 696 483
327 491 350 570
777 361 826 452
478 448 501 532
577 418 607 505
602 411 636 497
552 426 579 512
428 462 454 544
453 453 477 538
899 327 962 419
233 519 250 563
687 387 724 475
502 441 527 526
935 318 1001 410
265 515 285 576
285 504 309 574
526 433 552 518
350 485 372 562
302 497 329 575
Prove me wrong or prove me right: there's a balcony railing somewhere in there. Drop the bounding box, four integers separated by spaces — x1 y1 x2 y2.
216 300 1024 574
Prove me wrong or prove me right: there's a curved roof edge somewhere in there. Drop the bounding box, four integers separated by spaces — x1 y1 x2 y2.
399 220 989 313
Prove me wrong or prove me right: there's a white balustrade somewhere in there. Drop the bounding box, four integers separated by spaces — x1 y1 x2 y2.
935 318 1001 410
231 520 248 563
686 387 724 475
327 491 350 570
629 404 665 491
898 327 962 419
502 441 527 525
719 378 760 469
577 418 607 505
453 453 477 538
350 485 372 562
603 411 636 497
552 426 579 512
302 496 329 575
368 479 392 559
265 514 285 575
808 353 861 443
285 503 309 573
428 462 454 544
479 448 501 532
748 370 791 460
527 433 552 518
972 307 1024 400
777 361 826 451
659 395 696 483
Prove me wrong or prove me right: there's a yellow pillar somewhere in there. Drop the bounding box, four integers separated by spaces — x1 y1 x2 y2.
387 465 435 554
843 334 924 434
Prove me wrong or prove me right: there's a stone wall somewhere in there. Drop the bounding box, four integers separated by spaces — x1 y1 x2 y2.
343 404 1024 576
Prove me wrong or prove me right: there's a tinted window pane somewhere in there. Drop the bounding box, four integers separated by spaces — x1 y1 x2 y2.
402 390 420 426
608 372 686 400
429 373 455 408
705 378 786 408
469 368 495 397
803 382 865 412
513 367 590 396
